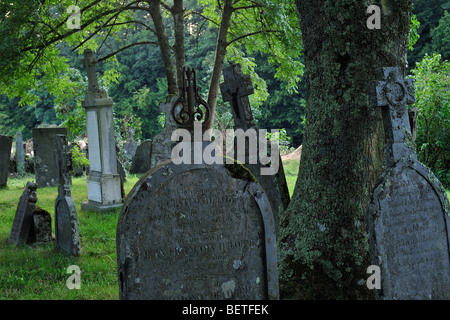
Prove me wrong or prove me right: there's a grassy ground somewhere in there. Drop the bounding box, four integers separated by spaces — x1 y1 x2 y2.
283 159 300 198
1 162 449 300
0 173 140 300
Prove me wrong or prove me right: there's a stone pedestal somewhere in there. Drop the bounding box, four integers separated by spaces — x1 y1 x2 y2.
81 49 122 212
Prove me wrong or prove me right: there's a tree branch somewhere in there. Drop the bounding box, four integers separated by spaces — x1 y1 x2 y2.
227 30 280 46
98 41 158 62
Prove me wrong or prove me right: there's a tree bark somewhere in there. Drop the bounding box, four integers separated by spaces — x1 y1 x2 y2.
278 0 412 299
172 0 186 91
148 0 178 95
205 0 234 130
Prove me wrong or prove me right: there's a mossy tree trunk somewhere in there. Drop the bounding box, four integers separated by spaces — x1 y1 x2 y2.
278 0 412 299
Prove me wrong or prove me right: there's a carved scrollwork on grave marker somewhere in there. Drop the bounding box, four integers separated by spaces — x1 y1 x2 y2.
172 67 210 130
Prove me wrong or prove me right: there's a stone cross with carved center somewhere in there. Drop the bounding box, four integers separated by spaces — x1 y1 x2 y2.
220 64 256 130
369 67 416 166
83 49 99 91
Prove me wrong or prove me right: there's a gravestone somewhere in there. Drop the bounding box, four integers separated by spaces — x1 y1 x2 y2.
117 68 278 300
367 67 450 300
9 182 38 245
149 95 178 168
81 49 122 212
123 127 138 159
15 132 25 174
220 64 290 222
117 161 279 300
129 139 152 174
54 134 81 256
32 127 67 187
27 208 53 244
0 135 12 187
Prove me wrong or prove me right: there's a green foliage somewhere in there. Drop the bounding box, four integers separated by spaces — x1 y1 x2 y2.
70 145 89 169
0 173 141 300
267 128 294 155
409 0 449 68
410 53 450 187
431 11 450 60
409 14 421 51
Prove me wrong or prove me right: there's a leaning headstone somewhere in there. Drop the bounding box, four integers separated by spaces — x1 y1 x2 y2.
9 182 38 245
32 127 67 187
123 127 138 159
54 134 81 256
0 135 12 187
15 132 25 174
220 64 290 222
129 140 152 174
367 67 450 300
149 96 178 168
117 68 279 300
81 49 122 212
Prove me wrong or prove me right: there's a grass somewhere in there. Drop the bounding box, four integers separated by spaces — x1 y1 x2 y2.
0 173 140 300
283 159 300 198
1 164 449 300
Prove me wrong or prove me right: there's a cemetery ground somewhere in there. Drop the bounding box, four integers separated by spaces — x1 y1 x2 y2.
2 161 449 300
0 159 300 300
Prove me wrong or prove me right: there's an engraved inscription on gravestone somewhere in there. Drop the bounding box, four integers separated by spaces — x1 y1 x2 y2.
368 67 450 300
116 161 279 300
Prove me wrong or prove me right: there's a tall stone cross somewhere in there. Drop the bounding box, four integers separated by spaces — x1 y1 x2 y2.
369 67 416 167
220 64 256 130
220 63 291 221
83 49 100 91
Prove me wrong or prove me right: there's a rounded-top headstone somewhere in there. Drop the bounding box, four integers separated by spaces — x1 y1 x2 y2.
368 160 450 299
116 160 278 300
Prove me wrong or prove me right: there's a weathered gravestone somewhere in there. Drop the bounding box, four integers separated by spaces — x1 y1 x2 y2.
0 135 12 187
123 127 138 159
27 208 53 244
32 127 68 187
117 161 279 300
117 68 279 300
81 49 122 212
54 134 81 256
9 182 38 245
367 67 450 300
15 132 25 174
129 139 152 174
149 95 178 168
220 64 290 223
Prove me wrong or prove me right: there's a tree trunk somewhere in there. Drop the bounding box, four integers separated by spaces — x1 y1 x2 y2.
278 0 412 299
172 0 186 91
205 0 234 130
149 0 178 95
